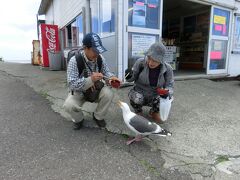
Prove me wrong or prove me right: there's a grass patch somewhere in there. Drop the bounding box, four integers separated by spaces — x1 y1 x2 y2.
39 90 49 98
121 134 130 139
215 155 229 164
139 160 161 177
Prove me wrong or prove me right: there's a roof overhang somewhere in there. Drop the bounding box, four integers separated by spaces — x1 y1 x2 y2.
38 0 51 15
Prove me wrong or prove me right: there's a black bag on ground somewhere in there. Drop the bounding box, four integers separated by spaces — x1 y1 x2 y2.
83 80 104 102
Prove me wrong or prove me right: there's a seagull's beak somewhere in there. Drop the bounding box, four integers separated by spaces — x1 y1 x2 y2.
117 100 122 107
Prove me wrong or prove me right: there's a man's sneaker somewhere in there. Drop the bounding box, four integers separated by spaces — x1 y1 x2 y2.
155 129 172 136
73 120 84 130
93 114 106 128
148 111 163 124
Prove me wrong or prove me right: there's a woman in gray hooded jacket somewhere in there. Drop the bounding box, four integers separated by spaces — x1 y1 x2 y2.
125 42 174 123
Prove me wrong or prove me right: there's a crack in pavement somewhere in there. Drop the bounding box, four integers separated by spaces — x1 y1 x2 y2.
128 147 166 180
0 70 28 79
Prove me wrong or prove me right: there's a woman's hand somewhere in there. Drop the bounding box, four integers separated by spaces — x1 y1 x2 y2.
156 88 169 98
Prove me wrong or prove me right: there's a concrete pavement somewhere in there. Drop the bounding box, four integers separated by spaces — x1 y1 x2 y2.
1 61 240 179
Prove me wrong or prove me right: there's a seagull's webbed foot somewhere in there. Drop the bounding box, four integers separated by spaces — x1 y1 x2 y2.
126 135 143 145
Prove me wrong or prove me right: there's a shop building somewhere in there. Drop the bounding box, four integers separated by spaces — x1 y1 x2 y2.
38 0 240 80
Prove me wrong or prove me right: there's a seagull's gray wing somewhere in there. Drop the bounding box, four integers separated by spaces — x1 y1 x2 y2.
129 115 158 133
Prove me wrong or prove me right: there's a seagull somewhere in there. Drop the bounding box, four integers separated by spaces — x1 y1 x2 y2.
117 101 172 145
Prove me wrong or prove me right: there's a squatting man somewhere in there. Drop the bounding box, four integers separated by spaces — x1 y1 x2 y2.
63 33 121 130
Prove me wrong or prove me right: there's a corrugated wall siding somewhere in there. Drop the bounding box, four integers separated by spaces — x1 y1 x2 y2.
49 0 86 28
45 2 54 24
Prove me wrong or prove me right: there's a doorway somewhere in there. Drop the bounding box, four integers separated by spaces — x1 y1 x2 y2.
162 0 211 76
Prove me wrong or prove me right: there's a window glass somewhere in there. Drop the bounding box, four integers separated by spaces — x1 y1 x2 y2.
232 16 240 53
212 8 230 36
90 0 116 35
209 40 227 70
128 0 160 29
62 27 67 48
64 15 83 48
101 0 116 35
71 21 78 47
91 0 100 33
66 25 72 48
128 32 158 67
76 15 83 46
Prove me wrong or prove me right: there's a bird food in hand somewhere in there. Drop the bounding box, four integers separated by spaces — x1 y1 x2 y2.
110 80 121 88
156 88 169 95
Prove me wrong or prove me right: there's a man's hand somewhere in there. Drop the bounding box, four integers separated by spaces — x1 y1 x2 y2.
91 72 103 82
156 88 169 99
125 68 133 80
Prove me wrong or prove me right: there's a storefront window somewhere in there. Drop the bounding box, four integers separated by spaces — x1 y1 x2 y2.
209 40 227 70
64 15 83 48
128 0 160 29
212 8 230 36
90 0 116 36
128 32 158 67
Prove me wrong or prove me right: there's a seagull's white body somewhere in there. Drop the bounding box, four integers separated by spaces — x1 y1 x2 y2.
121 105 162 135
118 101 172 141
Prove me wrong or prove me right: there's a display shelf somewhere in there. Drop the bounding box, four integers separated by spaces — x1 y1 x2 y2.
179 61 203 69
181 50 204 52
163 12 209 70
177 40 206 45
178 40 205 70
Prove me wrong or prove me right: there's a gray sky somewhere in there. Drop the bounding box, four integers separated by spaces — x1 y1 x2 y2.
0 0 41 63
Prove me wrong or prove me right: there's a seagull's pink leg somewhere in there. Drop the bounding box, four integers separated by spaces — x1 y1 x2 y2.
126 138 135 145
135 134 143 142
126 135 142 145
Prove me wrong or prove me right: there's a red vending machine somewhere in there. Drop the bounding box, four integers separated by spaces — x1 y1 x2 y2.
39 24 60 67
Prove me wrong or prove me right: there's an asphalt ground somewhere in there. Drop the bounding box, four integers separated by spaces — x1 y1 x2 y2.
1 62 240 179
0 70 190 180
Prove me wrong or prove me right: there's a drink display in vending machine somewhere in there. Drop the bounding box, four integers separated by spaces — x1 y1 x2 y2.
39 24 60 67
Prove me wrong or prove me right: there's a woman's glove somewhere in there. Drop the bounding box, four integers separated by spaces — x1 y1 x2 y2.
156 88 169 99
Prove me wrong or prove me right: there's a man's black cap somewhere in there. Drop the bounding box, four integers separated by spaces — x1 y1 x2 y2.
82 33 107 54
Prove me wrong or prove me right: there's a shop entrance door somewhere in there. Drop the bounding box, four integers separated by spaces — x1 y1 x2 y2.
207 6 232 74
123 0 163 77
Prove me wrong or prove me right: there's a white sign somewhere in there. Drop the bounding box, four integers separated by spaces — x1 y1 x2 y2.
164 46 177 62
132 34 156 57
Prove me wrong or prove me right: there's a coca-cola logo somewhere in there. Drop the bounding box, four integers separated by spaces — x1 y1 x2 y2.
46 27 56 51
